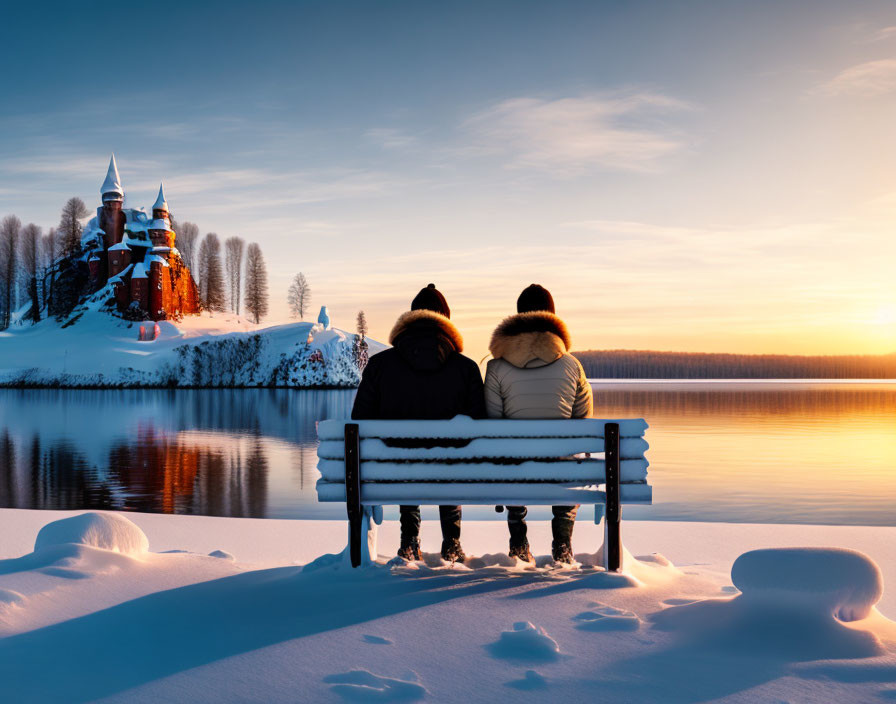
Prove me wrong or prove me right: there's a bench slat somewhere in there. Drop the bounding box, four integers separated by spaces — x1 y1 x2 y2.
317 417 647 441
316 458 648 483
316 437 647 462
316 480 652 505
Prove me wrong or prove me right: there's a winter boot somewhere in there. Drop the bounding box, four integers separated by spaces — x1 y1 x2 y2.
509 538 534 563
441 538 466 563
397 538 421 562
551 540 574 564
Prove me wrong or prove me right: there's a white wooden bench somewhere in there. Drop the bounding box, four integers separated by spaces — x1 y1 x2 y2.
315 416 652 570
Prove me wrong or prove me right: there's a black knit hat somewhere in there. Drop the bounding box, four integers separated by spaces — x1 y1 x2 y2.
411 283 450 318
517 284 555 314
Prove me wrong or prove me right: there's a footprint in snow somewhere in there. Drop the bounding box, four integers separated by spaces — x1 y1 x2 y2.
324 669 426 702
662 597 703 606
504 670 548 690
362 634 393 645
573 604 640 632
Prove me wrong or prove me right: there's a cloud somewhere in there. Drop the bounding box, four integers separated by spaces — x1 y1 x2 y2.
816 58 896 96
870 26 896 43
462 93 693 174
364 128 420 150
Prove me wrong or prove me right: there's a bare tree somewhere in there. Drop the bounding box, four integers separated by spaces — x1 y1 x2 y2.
356 310 368 338
178 221 199 272
244 242 269 324
21 223 41 322
40 228 58 309
1 215 21 329
197 233 226 312
287 272 311 320
58 197 89 258
224 236 245 314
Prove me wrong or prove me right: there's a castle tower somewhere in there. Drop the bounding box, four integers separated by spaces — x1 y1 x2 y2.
152 184 168 220
100 155 126 249
149 183 174 248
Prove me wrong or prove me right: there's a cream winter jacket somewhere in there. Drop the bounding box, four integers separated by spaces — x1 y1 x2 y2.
484 312 593 420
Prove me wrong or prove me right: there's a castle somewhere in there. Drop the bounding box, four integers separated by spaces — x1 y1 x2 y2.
84 155 200 321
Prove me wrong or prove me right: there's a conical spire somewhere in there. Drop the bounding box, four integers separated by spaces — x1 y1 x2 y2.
101 154 124 202
152 183 168 213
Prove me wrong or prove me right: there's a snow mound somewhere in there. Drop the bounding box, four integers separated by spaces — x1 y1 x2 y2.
732 547 883 621
323 669 427 701
208 550 235 561
573 603 641 631
487 622 561 662
0 589 26 611
34 513 149 556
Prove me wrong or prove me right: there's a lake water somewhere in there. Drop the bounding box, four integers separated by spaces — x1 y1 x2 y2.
0 382 894 525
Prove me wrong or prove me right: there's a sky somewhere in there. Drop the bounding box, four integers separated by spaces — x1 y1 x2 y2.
1 0 895 360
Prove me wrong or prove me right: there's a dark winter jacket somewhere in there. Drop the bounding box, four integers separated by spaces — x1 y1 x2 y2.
484 312 592 420
352 310 486 421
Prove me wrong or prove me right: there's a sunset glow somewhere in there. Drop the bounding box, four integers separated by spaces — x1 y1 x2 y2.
1 2 895 360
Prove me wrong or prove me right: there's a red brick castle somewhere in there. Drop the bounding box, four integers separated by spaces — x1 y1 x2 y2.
86 155 200 321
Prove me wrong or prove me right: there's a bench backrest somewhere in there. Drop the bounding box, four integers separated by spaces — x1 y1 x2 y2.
316 416 651 505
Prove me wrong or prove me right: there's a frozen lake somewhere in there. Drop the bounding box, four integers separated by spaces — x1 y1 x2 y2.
1 382 894 525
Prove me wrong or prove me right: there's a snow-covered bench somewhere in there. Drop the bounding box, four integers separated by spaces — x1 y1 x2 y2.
315 416 652 570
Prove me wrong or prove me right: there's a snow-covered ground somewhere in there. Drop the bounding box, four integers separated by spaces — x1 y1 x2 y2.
1 510 895 703
0 306 383 387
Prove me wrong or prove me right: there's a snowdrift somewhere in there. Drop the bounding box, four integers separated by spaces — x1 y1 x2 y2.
1 511 895 703
0 307 384 388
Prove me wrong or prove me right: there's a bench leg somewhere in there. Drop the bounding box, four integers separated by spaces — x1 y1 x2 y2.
345 423 362 568
603 422 622 572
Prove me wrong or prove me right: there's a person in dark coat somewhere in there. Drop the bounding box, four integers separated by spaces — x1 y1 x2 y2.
351 284 485 563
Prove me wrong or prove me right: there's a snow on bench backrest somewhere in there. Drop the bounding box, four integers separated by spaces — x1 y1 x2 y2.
316 416 648 441
314 416 652 505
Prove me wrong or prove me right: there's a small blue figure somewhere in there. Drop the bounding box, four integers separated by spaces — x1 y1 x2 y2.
317 305 330 329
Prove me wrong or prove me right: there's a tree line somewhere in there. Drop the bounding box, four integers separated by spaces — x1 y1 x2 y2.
573 349 896 379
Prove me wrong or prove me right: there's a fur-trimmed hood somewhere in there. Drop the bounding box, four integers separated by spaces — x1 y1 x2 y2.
389 309 464 371
489 312 571 369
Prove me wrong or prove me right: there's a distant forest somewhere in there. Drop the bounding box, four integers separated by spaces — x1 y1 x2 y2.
573 349 896 379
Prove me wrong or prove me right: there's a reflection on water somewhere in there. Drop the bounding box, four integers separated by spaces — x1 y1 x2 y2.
0 389 354 518
593 382 896 525
0 383 894 525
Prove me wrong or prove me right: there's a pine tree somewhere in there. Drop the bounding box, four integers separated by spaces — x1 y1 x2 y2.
0 215 21 329
58 197 88 258
197 233 226 312
224 236 246 314
244 242 269 324
287 272 310 319
356 310 368 338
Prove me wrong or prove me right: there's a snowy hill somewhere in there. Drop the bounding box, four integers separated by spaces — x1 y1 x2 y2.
0 303 383 388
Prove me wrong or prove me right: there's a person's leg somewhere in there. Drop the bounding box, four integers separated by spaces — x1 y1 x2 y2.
398 505 422 560
551 505 579 563
439 505 465 562
439 505 461 541
506 506 533 561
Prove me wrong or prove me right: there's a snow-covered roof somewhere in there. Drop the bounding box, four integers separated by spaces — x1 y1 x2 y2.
149 218 170 231
109 241 130 252
108 263 133 285
101 155 124 202
126 209 148 224
145 254 170 268
152 184 168 212
132 263 148 279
